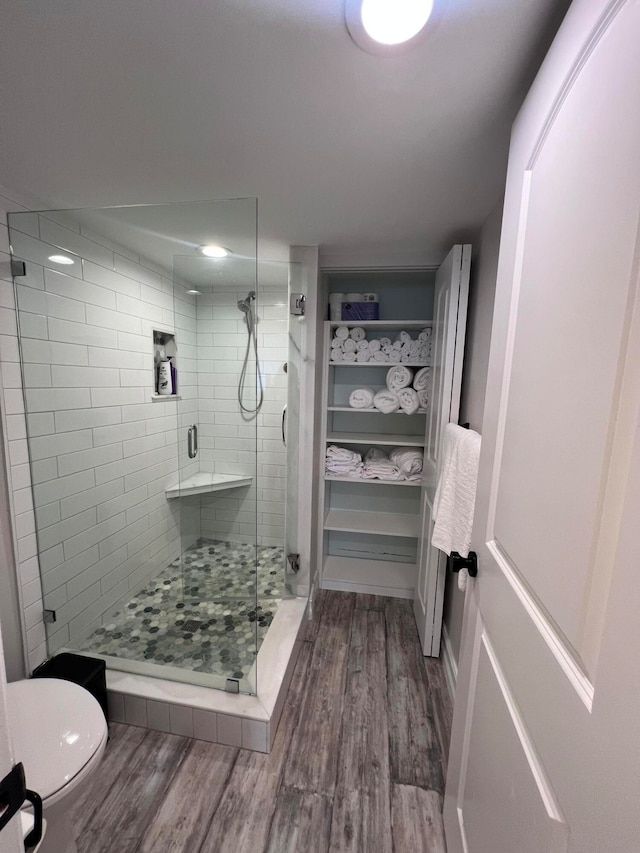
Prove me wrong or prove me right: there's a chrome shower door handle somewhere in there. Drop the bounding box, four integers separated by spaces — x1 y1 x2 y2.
187 425 198 459
282 405 287 446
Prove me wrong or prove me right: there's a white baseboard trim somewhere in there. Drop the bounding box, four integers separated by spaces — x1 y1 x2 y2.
441 624 458 702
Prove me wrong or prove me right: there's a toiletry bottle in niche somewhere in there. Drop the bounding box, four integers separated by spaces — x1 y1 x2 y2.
158 358 172 395
168 356 177 394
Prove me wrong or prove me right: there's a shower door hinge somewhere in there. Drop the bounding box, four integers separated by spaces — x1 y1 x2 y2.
225 678 240 694
290 294 305 316
43 609 56 624
287 553 300 574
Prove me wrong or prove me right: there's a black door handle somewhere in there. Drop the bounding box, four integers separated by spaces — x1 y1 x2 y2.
448 551 478 578
0 763 44 850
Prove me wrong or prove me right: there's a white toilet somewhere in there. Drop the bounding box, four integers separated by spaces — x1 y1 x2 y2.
6 678 108 853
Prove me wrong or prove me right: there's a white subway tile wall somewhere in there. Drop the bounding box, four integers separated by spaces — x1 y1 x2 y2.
0 196 288 674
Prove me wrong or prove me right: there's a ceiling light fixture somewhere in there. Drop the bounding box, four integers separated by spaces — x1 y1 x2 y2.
48 254 75 265
198 244 229 258
345 0 434 54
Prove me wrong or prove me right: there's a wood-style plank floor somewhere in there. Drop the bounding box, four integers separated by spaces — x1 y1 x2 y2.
75 591 452 853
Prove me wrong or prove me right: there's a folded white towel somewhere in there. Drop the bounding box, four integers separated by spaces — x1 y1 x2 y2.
349 387 375 409
331 349 344 362
327 445 361 462
398 387 419 414
350 327 366 341
431 424 482 561
325 444 364 477
356 349 370 362
413 367 431 391
335 326 349 341
343 338 357 353
373 389 400 413
417 389 429 410
356 339 369 351
362 448 402 480
389 447 423 480
386 365 413 391
372 351 389 362
342 351 356 362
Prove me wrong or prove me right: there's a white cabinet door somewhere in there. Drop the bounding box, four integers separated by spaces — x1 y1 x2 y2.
413 244 470 655
444 2 640 851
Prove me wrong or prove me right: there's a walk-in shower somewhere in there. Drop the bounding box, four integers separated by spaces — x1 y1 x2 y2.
7 199 303 697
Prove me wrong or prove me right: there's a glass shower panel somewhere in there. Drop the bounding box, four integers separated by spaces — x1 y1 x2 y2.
8 199 261 692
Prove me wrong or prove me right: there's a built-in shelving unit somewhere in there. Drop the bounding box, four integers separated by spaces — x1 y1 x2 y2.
316 268 436 600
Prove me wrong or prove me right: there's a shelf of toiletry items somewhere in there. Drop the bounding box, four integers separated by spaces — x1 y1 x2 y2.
165 472 253 499
323 508 419 538
326 432 425 447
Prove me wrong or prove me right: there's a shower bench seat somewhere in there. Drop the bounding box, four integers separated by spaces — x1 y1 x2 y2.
165 472 253 499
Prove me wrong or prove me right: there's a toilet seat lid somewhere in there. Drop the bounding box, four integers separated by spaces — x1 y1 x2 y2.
6 678 107 801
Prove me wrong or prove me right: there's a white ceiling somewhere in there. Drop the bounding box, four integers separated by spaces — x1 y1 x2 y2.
0 0 570 264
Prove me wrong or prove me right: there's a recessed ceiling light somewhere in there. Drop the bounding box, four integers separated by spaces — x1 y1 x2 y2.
345 0 434 54
198 244 229 258
187 289 200 295
48 254 75 265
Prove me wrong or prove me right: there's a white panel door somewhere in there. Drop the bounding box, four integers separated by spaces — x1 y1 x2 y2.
444 2 640 851
414 244 470 655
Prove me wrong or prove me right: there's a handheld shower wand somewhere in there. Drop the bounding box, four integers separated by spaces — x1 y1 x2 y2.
237 291 264 416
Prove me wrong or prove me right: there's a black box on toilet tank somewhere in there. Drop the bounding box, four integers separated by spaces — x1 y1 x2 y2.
32 653 108 723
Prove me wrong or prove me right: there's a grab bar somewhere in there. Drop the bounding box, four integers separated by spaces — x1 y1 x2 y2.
187 425 198 459
282 405 287 447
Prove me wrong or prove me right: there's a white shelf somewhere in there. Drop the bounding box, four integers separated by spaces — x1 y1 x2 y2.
325 474 421 487
321 555 415 598
151 394 182 402
328 321 432 328
324 508 419 538
328 406 427 414
166 472 253 499
327 432 425 447
329 362 429 367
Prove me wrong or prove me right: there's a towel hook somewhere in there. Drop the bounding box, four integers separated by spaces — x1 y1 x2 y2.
448 551 478 578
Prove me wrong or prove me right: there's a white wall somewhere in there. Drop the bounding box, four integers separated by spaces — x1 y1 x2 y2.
2 203 200 666
443 198 503 666
197 280 288 547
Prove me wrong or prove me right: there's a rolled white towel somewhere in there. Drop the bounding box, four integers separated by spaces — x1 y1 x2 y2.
389 447 423 480
350 327 366 341
418 328 432 343
398 387 419 415
413 367 431 391
331 338 342 350
417 390 429 409
368 339 381 352
356 339 369 351
342 351 356 362
386 365 413 391
331 349 344 362
395 331 412 344
372 351 389 362
356 349 370 362
382 345 394 355
373 389 400 414
379 337 392 347
335 326 349 341
343 338 357 353
349 387 375 409
392 340 402 351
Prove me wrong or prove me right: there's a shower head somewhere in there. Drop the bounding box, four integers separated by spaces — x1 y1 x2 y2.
237 291 256 313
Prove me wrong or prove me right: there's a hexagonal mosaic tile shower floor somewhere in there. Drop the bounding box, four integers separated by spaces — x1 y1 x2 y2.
76 540 284 682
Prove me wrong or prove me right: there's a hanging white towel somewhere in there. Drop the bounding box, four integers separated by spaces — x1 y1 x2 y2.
431 424 481 590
